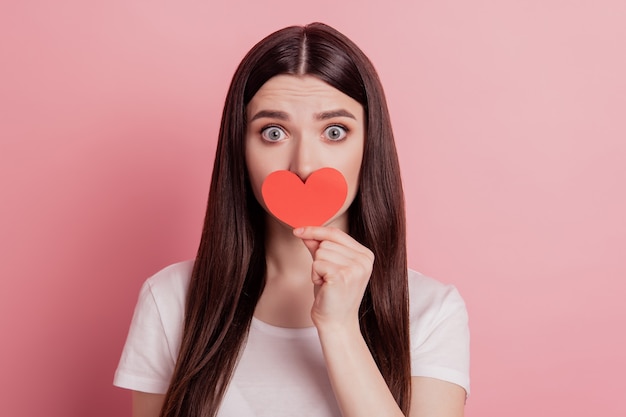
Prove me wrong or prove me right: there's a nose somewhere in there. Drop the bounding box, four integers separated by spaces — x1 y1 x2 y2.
288 135 319 182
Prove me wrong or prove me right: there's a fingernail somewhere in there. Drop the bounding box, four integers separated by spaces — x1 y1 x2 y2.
294 227 304 235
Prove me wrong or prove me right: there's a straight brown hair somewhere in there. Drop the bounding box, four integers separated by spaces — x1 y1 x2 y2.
160 22 410 417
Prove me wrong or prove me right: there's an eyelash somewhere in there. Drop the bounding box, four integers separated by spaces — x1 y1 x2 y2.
260 125 287 142
259 124 350 143
323 124 349 142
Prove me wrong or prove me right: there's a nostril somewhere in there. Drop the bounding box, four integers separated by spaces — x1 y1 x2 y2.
288 169 310 183
288 139 318 182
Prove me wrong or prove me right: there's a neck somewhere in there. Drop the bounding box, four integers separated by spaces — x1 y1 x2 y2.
264 213 349 280
265 221 311 280
254 214 348 328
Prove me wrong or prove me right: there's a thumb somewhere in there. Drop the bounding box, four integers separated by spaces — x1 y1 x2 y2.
301 238 320 259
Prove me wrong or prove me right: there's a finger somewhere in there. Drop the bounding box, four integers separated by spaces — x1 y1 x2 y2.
315 240 375 274
316 240 363 260
311 260 326 286
294 226 369 255
310 259 340 285
301 238 321 258
314 245 355 267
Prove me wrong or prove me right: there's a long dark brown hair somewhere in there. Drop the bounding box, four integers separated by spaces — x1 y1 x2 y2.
160 22 410 417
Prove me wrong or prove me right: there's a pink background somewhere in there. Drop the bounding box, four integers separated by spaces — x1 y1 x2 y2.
1 1 624 416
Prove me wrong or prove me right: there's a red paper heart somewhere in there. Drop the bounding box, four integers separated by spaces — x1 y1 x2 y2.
261 168 348 228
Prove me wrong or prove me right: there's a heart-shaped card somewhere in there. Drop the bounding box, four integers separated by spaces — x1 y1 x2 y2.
261 167 348 228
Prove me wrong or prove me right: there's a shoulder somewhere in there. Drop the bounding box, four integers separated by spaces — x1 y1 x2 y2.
137 260 194 334
142 259 193 300
407 269 467 322
407 269 470 395
113 260 194 393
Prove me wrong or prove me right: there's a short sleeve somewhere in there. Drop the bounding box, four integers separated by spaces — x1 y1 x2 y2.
409 271 470 395
113 279 177 394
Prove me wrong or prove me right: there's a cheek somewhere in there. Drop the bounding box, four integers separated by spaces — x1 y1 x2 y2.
244 147 264 200
245 146 280 211
348 150 364 177
246 155 274 185
337 144 364 205
347 138 365 183
346 157 363 198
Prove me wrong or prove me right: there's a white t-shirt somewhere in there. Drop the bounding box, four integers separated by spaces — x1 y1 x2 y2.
114 261 470 416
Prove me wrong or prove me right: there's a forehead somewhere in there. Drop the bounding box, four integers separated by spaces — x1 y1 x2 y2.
246 75 363 117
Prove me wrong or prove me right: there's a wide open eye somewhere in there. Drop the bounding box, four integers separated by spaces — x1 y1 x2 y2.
261 126 287 142
323 125 348 141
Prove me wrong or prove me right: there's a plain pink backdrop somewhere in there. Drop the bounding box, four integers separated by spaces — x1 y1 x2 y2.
1 1 624 416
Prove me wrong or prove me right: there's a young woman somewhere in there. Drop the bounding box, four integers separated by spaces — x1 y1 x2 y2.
114 23 470 417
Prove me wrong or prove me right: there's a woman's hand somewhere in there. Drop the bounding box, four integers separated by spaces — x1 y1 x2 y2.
293 227 466 417
293 226 406 417
293 226 374 331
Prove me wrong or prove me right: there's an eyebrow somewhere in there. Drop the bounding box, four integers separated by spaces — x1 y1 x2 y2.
249 110 290 122
249 109 357 122
315 109 356 121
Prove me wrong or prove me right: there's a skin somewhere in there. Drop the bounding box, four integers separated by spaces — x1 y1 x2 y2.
132 75 466 417
246 75 365 328
245 74 365 237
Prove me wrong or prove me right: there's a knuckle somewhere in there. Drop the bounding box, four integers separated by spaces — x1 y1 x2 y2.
315 248 328 258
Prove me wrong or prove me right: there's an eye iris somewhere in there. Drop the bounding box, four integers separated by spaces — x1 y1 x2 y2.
266 127 282 141
327 127 343 140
